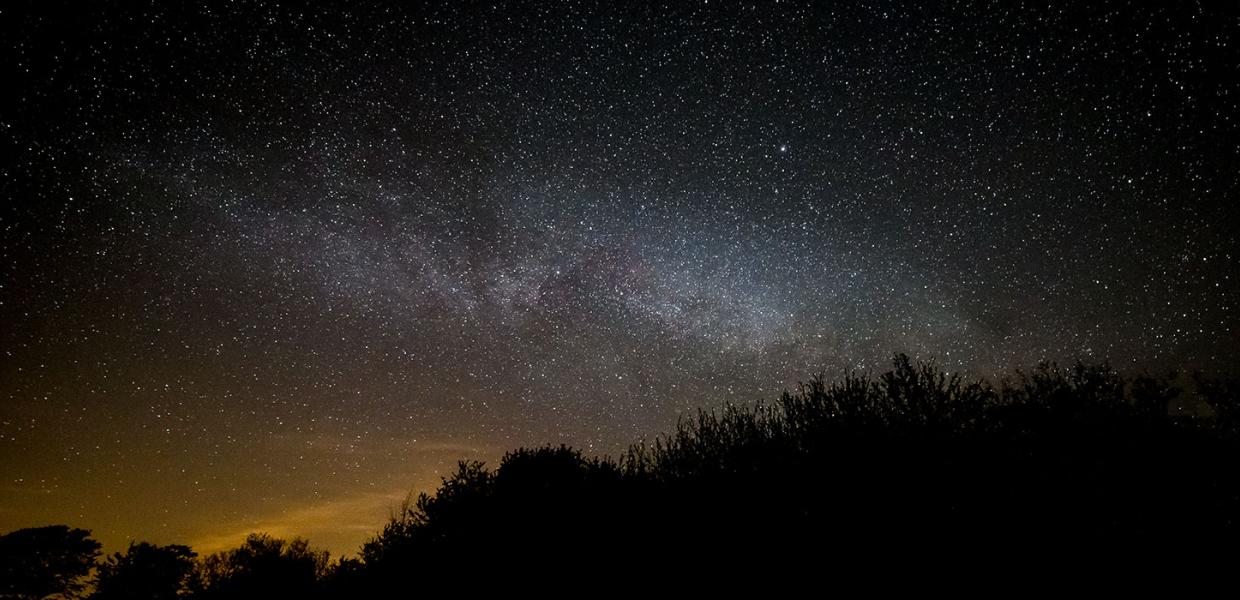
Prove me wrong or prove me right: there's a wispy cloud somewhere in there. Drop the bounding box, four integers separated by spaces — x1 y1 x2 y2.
188 489 413 557
182 433 506 558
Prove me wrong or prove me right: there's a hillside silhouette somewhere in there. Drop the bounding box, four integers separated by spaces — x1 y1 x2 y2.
3 355 1238 595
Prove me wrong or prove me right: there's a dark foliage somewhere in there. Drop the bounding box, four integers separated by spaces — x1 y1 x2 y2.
354 355 1240 579
189 534 330 600
90 543 196 600
0 525 101 600
5 356 1239 592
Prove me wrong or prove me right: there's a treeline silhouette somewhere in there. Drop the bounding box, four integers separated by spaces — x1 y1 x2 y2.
4 356 1239 596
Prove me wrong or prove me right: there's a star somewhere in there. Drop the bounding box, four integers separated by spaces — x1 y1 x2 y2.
1 0 1233 559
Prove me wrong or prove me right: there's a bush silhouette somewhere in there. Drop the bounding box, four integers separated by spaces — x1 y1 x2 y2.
352 354 1239 577
0 525 101 600
7 354 1239 592
189 534 329 600
90 543 196 600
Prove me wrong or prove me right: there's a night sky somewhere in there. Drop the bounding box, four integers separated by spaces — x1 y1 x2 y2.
2 1 1237 557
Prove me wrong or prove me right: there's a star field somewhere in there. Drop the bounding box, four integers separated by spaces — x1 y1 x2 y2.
2 1 1237 556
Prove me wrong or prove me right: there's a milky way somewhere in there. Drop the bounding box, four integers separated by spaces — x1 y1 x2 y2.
2 1 1237 555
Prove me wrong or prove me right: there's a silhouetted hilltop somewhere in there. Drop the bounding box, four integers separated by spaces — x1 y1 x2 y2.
3 356 1238 595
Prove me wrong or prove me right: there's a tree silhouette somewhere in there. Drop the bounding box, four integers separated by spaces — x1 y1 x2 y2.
190 534 329 600
90 542 196 600
1197 372 1240 435
349 354 1240 575
0 525 101 600
5 355 1240 594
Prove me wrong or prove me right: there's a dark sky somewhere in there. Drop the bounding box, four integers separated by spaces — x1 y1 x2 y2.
2 0 1237 556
